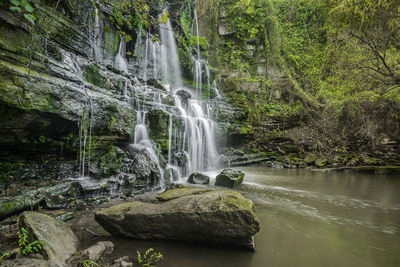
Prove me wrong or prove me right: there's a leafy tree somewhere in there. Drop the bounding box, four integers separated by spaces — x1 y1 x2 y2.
330 0 400 96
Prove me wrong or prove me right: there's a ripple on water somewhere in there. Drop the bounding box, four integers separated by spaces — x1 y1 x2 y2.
238 181 399 235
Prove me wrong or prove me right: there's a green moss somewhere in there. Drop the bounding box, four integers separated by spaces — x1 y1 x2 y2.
98 145 126 176
156 187 213 202
114 33 120 55
82 64 107 88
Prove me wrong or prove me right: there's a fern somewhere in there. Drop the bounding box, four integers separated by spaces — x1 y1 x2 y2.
17 227 44 256
137 248 163 267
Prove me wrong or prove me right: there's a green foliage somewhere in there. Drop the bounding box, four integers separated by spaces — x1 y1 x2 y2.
17 227 43 256
79 259 100 267
91 0 168 46
9 0 36 25
137 248 163 267
0 252 11 263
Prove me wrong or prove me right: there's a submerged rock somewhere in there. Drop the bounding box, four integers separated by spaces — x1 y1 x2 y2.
215 168 245 188
187 172 210 185
19 212 79 266
95 188 260 250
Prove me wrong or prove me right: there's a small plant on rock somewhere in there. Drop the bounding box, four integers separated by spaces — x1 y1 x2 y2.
17 227 43 256
137 248 163 267
0 252 11 263
79 259 100 267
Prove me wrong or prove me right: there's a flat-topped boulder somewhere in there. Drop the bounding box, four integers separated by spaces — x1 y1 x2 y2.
95 188 260 250
156 187 213 202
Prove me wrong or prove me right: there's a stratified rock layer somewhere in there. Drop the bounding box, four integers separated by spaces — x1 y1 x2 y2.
95 188 260 250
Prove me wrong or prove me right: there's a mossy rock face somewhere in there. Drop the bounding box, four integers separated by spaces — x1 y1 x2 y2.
315 157 328 168
98 146 127 177
83 64 107 89
95 189 260 250
305 154 316 165
215 168 245 188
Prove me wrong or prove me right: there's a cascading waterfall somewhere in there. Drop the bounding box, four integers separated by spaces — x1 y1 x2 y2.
159 11 183 89
111 8 222 186
93 2 102 63
115 36 129 73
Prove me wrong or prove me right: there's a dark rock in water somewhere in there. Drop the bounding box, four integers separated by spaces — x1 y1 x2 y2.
95 188 260 250
19 211 79 266
187 172 210 185
215 168 245 188
175 89 192 101
123 151 162 187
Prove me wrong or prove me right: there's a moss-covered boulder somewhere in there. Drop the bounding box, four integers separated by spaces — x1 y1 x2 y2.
19 212 79 266
215 168 245 188
156 187 213 202
95 188 260 250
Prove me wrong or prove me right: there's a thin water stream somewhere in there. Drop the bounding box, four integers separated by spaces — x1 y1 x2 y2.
92 167 400 267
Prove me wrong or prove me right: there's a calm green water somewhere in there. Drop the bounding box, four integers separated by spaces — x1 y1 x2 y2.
100 167 400 267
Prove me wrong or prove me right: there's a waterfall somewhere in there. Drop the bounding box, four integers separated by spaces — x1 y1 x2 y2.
133 110 165 186
115 36 129 73
193 9 203 99
125 8 221 184
159 10 183 90
93 3 102 63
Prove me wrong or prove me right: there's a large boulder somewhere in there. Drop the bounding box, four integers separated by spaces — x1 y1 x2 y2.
95 188 260 250
19 212 79 266
156 187 212 202
187 172 210 185
215 168 245 188
1 258 56 267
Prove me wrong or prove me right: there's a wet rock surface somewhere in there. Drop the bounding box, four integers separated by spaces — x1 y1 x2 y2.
95 188 260 250
187 172 210 185
215 168 245 188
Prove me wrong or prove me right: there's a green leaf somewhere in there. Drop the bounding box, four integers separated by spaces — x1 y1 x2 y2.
10 0 21 6
161 13 168 24
24 13 35 25
9 6 22 12
125 34 132 43
24 2 34 13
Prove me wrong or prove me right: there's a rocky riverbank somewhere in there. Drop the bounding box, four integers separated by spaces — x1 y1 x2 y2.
0 186 259 266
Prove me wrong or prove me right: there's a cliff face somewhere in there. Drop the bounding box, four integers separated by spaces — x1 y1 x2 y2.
0 0 228 189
